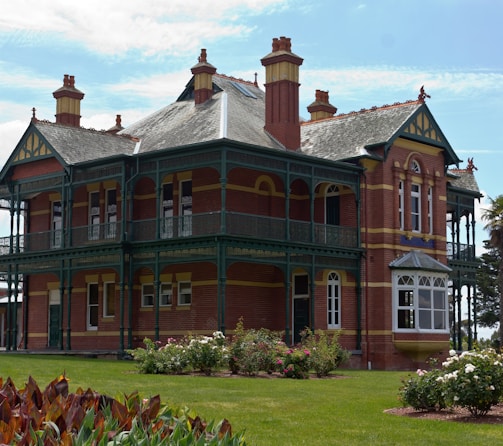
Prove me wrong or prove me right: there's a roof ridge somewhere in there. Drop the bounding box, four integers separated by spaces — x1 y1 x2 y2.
214 73 256 87
36 120 135 140
302 99 421 126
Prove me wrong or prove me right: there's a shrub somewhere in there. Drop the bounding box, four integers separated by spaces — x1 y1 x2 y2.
158 336 190 374
277 348 311 379
301 329 351 377
399 367 447 411
0 374 246 445
440 349 503 416
400 348 503 417
228 320 284 376
186 331 227 375
128 337 167 374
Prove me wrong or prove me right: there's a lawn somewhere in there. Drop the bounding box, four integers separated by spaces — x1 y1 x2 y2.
0 354 501 445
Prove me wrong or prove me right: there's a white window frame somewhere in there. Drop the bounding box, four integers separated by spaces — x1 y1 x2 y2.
105 189 117 240
88 191 100 240
411 183 421 232
179 180 192 237
327 272 341 329
51 200 62 248
427 186 433 235
142 283 154 307
178 281 192 305
393 271 449 333
160 282 172 306
161 183 174 239
87 283 99 330
398 181 404 230
103 281 115 317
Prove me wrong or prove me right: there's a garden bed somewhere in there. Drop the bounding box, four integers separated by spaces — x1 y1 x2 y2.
385 403 503 424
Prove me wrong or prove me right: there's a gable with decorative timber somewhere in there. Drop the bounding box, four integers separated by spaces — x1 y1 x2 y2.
402 111 443 145
13 130 54 163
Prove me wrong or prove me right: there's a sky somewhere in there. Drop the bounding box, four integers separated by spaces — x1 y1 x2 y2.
1 1 501 208
0 2 501 273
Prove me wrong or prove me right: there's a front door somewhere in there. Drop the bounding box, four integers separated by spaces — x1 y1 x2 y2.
293 297 310 344
48 290 60 348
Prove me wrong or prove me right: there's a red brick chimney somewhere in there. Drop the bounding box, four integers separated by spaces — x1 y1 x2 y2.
191 49 217 105
52 74 85 127
261 37 303 151
307 90 337 121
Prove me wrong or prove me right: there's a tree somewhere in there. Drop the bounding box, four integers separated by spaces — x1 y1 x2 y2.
482 195 503 346
476 240 500 328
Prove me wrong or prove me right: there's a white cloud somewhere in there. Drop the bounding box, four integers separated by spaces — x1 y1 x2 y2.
300 66 503 108
0 120 27 165
0 0 291 57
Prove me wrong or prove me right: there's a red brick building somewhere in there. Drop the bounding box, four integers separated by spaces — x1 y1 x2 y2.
0 37 480 369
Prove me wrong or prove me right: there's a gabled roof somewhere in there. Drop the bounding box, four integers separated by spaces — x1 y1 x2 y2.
120 74 283 153
0 120 138 181
301 101 461 166
389 250 451 273
447 169 482 196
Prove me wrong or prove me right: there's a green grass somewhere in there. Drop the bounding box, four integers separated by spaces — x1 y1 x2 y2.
0 354 501 445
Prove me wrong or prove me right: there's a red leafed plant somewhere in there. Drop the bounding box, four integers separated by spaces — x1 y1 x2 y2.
0 374 245 445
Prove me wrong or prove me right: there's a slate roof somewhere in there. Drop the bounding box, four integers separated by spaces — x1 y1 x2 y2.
301 102 422 161
447 169 481 195
119 74 283 153
389 250 452 273
33 120 137 165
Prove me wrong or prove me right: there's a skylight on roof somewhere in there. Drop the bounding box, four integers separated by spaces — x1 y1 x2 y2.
230 81 257 99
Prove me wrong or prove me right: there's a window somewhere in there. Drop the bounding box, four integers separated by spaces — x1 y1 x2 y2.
428 187 433 234
293 274 309 298
161 183 173 238
103 282 115 317
87 283 99 330
327 272 341 328
105 189 117 239
178 282 192 305
179 180 192 237
51 201 62 248
394 272 448 332
160 283 172 306
142 284 154 307
411 184 421 232
325 184 340 226
398 181 404 230
88 191 100 240
411 160 421 173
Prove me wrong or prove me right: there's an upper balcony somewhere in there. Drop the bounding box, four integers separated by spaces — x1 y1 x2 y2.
446 241 477 263
0 211 359 255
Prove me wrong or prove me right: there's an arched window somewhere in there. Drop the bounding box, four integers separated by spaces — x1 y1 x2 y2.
327 272 341 328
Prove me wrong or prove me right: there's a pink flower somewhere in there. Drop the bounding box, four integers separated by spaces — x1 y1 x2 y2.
304 349 311 356
276 359 283 365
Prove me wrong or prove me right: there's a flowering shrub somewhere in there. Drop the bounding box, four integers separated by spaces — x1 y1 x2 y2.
400 348 503 417
158 337 190 374
301 329 350 377
277 348 311 379
399 367 447 411
186 331 227 375
129 338 168 374
441 349 503 416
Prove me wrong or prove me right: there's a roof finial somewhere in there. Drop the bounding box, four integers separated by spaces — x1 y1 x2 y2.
31 107 37 123
418 85 431 103
466 157 478 173
254 72 258 87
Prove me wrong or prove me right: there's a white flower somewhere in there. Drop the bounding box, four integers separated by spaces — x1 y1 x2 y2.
464 363 475 374
449 349 457 357
473 375 479 381
489 385 495 391
453 395 459 402
416 369 426 376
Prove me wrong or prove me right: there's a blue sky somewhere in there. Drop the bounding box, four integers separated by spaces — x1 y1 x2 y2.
0 0 501 248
